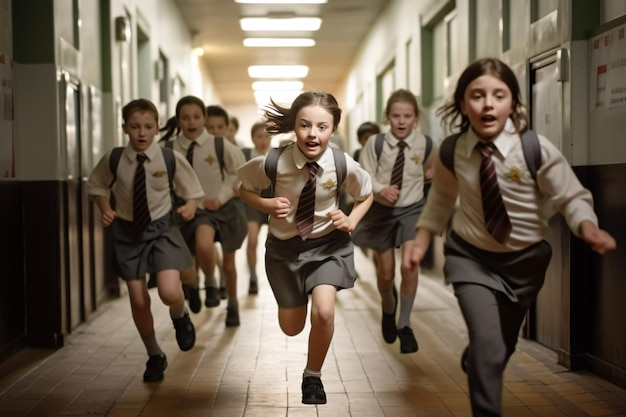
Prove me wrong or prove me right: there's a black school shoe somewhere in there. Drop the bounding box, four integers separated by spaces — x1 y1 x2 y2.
172 312 196 351
225 306 240 327
461 346 469 373
301 376 327 404
381 286 398 343
397 326 419 353
187 286 201 313
143 354 167 382
204 287 221 308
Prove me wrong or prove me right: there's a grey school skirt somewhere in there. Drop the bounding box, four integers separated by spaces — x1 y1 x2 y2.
265 229 357 308
180 198 248 252
351 200 425 252
444 230 552 307
244 203 269 225
112 214 193 281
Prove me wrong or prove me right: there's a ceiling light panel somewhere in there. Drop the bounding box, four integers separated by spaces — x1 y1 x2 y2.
243 38 315 47
240 17 322 32
252 81 304 91
248 65 309 78
236 0 327 4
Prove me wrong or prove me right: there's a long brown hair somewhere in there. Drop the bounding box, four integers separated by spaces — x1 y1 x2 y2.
263 91 342 135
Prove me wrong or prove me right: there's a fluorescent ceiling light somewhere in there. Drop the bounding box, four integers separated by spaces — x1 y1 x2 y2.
254 90 303 106
236 0 327 4
244 38 315 47
240 17 322 32
248 65 309 78
252 81 304 91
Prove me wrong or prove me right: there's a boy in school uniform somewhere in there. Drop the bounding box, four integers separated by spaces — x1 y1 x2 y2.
86 99 204 382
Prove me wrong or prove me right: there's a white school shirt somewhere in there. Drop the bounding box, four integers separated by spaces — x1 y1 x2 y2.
170 129 246 206
359 130 435 207
86 141 204 222
417 119 598 252
238 143 372 240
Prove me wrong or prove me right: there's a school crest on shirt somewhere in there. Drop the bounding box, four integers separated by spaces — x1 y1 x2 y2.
505 165 524 182
205 155 216 165
323 179 336 190
411 154 421 165
152 170 167 178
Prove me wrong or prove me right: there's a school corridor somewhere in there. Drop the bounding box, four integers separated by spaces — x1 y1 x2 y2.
0 231 625 417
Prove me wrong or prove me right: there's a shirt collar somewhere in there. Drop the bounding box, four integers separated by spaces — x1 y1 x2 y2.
461 118 517 158
127 140 159 161
180 128 210 149
387 130 417 149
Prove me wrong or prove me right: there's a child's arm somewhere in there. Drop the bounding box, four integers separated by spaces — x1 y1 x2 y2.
93 196 116 227
176 199 198 221
327 192 373 232
579 220 616 254
239 186 291 218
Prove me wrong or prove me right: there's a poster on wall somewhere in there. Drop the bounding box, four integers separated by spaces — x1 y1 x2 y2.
0 51 14 178
591 24 626 111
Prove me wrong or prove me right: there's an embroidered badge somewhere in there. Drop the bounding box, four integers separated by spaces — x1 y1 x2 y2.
411 154 421 164
323 179 336 190
152 171 167 178
505 166 524 182
205 155 216 165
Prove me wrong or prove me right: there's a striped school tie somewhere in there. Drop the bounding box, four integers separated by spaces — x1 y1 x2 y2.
133 153 151 232
390 141 408 189
186 141 197 166
295 162 319 238
476 142 511 243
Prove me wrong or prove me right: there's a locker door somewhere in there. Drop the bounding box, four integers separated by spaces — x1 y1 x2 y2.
528 57 570 351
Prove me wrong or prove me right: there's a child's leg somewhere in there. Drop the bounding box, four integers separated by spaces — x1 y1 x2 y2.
397 243 419 329
222 250 240 326
376 248 398 343
157 269 196 352
454 283 508 417
306 284 337 372
195 225 220 307
126 278 161 355
246 221 260 292
277 305 307 336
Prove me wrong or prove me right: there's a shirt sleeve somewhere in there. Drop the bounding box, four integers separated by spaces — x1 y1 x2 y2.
342 154 372 202
86 152 113 200
358 135 386 195
172 150 205 200
217 141 246 204
238 155 271 194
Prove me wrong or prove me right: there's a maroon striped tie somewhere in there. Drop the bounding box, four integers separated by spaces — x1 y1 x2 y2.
476 142 511 243
295 162 319 238
133 153 151 232
390 141 408 189
186 141 197 166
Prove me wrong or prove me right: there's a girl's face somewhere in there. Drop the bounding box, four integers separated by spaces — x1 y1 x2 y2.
460 74 514 141
294 105 335 159
387 101 417 140
123 111 159 153
205 116 228 136
178 104 205 140
251 127 271 154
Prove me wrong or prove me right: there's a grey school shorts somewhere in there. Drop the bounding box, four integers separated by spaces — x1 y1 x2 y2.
112 214 193 280
265 229 356 308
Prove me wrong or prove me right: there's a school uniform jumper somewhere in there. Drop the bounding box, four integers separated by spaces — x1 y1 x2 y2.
352 130 435 251
169 129 248 252
417 120 598 417
237 143 372 308
86 141 205 280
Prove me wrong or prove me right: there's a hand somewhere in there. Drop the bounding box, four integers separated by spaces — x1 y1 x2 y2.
177 200 197 222
327 209 353 232
100 209 117 227
204 198 221 211
580 221 616 254
402 229 433 272
267 197 291 219
379 185 400 205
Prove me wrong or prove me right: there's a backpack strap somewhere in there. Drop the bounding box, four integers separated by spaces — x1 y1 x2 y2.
520 129 541 182
439 133 462 176
161 147 177 195
215 136 225 180
108 147 124 188
242 147 252 161
330 146 347 190
424 134 433 161
374 133 385 161
264 146 289 194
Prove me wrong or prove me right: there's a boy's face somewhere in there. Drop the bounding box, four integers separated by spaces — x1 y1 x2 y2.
387 101 417 140
122 111 158 153
178 103 205 140
460 74 513 141
225 124 238 142
294 105 334 160
205 115 228 136
251 127 271 154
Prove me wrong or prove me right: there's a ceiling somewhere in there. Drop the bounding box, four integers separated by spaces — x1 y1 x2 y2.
173 0 390 108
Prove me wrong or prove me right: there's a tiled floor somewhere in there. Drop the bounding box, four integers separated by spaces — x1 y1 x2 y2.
1 234 625 416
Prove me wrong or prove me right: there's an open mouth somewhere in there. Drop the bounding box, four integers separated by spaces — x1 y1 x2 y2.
305 141 319 149
481 115 497 122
